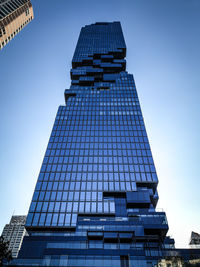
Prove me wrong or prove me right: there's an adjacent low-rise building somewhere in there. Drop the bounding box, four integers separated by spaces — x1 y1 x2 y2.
189 231 200 248
0 0 34 50
1 216 27 258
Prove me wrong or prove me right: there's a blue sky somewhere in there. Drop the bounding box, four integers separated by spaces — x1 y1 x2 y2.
0 0 200 247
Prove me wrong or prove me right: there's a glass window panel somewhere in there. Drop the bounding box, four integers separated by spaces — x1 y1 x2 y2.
51 192 56 201
87 182 92 190
71 214 77 225
45 214 52 226
58 182 64 190
26 213 33 226
98 182 102 190
74 192 79 201
73 202 78 212
36 202 42 212
47 182 53 190
64 214 71 225
120 182 125 190
45 192 50 201
92 192 97 201
79 202 84 212
52 214 58 226
104 202 109 213
39 213 46 226
110 202 115 213
54 202 60 212
98 192 102 201
80 192 85 201
53 182 58 190
62 192 68 201
32 213 40 226
104 182 108 190
75 182 81 190
91 202 96 213
86 192 91 201
67 202 72 212
57 192 62 201
92 182 97 190
68 192 74 201
61 202 66 212
29 202 36 212
32 191 39 201
48 202 54 212
42 202 48 212
58 214 65 226
85 202 90 212
98 202 102 213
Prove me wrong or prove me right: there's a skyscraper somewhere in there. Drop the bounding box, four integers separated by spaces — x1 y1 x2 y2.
1 216 27 258
7 22 200 266
0 0 34 50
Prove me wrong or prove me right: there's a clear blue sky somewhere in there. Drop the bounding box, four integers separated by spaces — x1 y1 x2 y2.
0 0 200 248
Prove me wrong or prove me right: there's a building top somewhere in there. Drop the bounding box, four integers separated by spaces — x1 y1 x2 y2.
72 21 126 69
9 216 26 225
